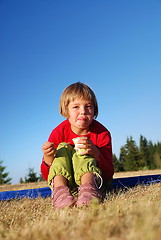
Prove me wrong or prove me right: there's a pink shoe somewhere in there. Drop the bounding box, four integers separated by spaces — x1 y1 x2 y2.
52 185 76 209
77 182 102 207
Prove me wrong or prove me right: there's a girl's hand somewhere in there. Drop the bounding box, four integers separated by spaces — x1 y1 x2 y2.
42 142 56 166
76 137 100 160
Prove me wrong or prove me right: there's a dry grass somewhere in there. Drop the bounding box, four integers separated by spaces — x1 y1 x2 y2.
0 170 161 240
114 169 161 178
0 181 47 192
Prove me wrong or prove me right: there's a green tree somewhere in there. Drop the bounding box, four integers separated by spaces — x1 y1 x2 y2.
139 135 150 169
24 168 39 183
113 154 124 172
153 142 161 169
19 177 24 183
119 136 140 171
147 141 156 169
0 160 12 184
138 135 161 170
38 173 44 182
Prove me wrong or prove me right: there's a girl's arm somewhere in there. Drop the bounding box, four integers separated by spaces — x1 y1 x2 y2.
96 131 114 181
40 160 50 181
97 145 114 181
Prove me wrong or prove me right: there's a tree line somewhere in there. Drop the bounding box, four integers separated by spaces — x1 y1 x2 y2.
113 135 161 172
0 135 161 184
0 162 43 185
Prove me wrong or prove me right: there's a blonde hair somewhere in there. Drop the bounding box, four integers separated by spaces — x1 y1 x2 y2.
59 82 98 119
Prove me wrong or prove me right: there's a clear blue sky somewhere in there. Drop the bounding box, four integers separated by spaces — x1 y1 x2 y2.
0 0 161 184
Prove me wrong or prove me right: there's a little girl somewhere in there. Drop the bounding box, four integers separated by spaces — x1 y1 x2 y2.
41 82 114 209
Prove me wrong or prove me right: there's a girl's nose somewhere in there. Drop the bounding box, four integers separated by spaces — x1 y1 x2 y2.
80 107 85 114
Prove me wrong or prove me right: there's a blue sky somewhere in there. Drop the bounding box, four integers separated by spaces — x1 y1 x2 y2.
0 0 161 184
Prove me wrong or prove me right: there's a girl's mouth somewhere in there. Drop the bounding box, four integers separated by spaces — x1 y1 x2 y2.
77 118 87 121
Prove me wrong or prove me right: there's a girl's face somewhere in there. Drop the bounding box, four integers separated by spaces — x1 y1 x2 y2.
68 98 94 135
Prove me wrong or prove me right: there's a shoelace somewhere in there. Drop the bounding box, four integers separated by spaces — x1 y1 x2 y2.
93 172 103 189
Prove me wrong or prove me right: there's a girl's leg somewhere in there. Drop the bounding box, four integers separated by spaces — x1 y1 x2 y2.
48 143 76 209
72 151 101 186
72 152 103 207
53 175 68 187
81 172 95 185
48 143 74 188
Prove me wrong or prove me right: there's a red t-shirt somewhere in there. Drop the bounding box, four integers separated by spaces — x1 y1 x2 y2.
40 119 114 182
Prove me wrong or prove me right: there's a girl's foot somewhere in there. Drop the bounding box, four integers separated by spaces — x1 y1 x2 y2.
52 185 76 209
77 182 102 207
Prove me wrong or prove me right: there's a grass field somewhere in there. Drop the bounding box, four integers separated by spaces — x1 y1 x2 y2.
0 170 161 240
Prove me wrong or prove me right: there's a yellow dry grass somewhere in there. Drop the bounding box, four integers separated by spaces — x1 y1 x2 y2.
0 181 47 192
0 170 161 240
113 169 161 178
